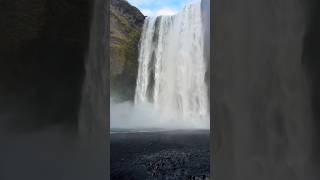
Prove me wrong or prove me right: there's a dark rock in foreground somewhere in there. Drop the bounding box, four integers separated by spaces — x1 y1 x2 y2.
111 130 210 180
212 0 320 179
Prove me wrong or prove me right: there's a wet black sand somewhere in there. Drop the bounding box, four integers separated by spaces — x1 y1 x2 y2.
110 130 210 180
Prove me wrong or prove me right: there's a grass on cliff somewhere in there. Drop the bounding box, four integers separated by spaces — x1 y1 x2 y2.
110 9 142 100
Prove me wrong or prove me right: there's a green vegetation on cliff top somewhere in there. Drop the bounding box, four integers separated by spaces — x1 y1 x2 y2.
110 1 144 101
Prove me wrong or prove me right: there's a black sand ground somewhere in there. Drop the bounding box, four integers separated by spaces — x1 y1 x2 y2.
110 130 210 180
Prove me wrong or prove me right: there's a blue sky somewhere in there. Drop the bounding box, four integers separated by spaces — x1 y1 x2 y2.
127 0 199 16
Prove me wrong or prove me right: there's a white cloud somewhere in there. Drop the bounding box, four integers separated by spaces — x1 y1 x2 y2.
184 0 199 5
141 9 153 16
156 7 177 16
140 7 177 17
127 0 156 7
127 0 197 17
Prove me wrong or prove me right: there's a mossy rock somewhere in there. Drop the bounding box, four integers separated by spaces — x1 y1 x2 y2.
110 0 145 101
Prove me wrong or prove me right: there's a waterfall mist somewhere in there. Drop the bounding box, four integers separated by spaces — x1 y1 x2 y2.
111 1 209 130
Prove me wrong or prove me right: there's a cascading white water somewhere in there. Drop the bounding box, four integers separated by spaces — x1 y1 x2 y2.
134 2 209 128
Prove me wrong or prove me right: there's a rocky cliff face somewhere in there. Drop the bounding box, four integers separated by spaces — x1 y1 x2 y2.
0 0 91 130
0 0 107 179
201 0 210 87
110 0 145 101
212 0 320 179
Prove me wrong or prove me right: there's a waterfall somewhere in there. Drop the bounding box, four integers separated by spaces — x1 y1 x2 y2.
134 2 209 127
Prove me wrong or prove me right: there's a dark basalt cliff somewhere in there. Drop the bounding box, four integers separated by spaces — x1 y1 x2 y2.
110 0 145 101
0 0 91 130
213 0 320 179
0 0 107 179
201 0 210 87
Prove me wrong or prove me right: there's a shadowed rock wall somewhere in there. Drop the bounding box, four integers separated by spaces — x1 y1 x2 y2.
0 0 90 130
212 0 320 179
0 0 107 179
201 0 210 86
